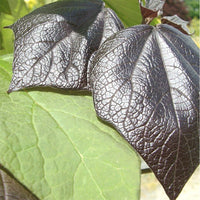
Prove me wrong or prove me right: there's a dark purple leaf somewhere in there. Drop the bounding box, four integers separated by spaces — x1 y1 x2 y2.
139 0 165 24
142 0 166 11
0 168 39 200
89 24 199 200
161 15 190 35
8 0 123 93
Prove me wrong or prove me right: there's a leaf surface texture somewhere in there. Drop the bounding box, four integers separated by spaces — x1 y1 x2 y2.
8 0 124 92
0 55 140 200
89 24 199 200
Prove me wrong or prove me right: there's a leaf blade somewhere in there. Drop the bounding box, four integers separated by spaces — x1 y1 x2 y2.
8 1 124 93
0 55 140 200
90 24 199 200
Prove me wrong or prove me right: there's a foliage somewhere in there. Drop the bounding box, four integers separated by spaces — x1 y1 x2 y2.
0 0 29 55
0 1 199 200
185 0 199 18
24 0 44 9
0 0 142 199
0 54 140 199
0 0 11 15
189 18 200 47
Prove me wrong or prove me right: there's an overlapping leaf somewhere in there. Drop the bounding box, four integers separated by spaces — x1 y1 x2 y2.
142 0 165 11
161 15 190 34
0 167 39 200
162 0 191 21
89 24 199 200
139 0 165 23
8 0 123 92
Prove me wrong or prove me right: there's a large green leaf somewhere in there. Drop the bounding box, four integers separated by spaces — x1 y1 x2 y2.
0 55 140 199
0 0 28 55
104 0 142 27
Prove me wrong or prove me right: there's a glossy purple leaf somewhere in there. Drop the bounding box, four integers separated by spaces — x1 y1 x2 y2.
139 0 165 23
161 15 190 35
8 0 123 93
142 0 166 11
89 24 199 200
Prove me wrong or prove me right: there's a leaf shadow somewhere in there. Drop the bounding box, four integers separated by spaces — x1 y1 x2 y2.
22 86 92 97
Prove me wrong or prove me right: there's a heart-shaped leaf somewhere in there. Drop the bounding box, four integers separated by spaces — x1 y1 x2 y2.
8 0 123 93
89 24 199 200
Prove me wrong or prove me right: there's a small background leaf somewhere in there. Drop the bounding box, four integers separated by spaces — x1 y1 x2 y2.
161 15 190 34
0 55 140 200
0 0 11 15
0 0 29 55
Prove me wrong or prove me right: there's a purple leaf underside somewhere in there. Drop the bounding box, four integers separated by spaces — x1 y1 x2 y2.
139 0 165 23
0 168 39 200
161 15 190 35
142 0 166 11
89 24 199 200
8 0 123 93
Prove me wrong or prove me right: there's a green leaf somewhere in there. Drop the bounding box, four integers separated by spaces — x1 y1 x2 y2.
104 0 142 27
0 0 29 55
0 0 11 15
0 55 140 200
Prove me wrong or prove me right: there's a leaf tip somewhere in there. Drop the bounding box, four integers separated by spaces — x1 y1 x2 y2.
7 85 16 94
7 89 12 94
3 25 12 29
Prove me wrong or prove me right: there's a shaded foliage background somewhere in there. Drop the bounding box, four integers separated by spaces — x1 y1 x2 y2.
185 0 199 18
